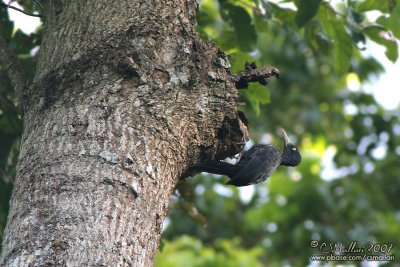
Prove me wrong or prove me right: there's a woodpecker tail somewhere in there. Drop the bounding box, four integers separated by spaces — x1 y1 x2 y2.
189 161 238 178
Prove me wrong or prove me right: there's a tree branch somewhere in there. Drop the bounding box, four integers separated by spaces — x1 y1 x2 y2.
33 0 44 12
233 62 280 89
0 93 19 114
0 2 44 18
0 35 28 112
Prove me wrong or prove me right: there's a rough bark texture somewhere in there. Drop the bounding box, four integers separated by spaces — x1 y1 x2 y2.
1 1 247 266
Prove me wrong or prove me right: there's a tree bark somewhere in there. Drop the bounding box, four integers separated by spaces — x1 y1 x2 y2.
0 1 247 266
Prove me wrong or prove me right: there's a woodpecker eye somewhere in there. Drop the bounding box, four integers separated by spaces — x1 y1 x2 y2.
292 147 297 151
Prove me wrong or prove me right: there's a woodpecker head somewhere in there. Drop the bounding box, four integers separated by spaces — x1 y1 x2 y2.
280 128 301 166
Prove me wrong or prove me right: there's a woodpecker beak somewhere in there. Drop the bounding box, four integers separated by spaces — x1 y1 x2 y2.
281 128 291 146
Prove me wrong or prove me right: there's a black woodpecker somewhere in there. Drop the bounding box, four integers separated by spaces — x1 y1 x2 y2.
190 128 301 187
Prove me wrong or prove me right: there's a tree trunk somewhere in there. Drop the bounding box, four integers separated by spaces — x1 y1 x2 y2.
1 0 246 266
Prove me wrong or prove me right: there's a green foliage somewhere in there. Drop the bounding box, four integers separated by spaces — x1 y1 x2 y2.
241 83 270 115
218 0 257 52
377 4 400 39
194 0 399 114
158 0 400 266
363 25 399 62
356 0 393 13
156 236 264 267
318 3 353 74
294 0 322 27
0 8 13 41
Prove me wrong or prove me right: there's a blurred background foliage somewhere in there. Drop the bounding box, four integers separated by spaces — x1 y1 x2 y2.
159 0 400 266
1 0 400 266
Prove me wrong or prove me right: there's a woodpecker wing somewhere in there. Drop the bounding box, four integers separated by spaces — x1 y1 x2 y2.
234 144 264 168
228 145 281 186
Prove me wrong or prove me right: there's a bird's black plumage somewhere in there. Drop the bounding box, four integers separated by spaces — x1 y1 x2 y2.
190 129 301 187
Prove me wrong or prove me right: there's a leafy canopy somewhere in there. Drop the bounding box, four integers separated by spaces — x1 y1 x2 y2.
159 0 400 266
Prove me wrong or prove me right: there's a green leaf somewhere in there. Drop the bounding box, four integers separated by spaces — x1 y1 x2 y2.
218 1 257 52
258 0 273 19
356 0 390 12
10 30 34 55
319 4 353 74
230 52 255 72
228 6 257 52
269 2 297 29
197 0 220 28
304 21 333 55
315 32 333 54
197 10 216 29
377 5 400 39
295 0 322 27
214 30 237 52
254 14 269 33
363 25 398 62
241 83 270 115
155 237 264 267
0 9 14 41
351 30 366 49
350 9 365 24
